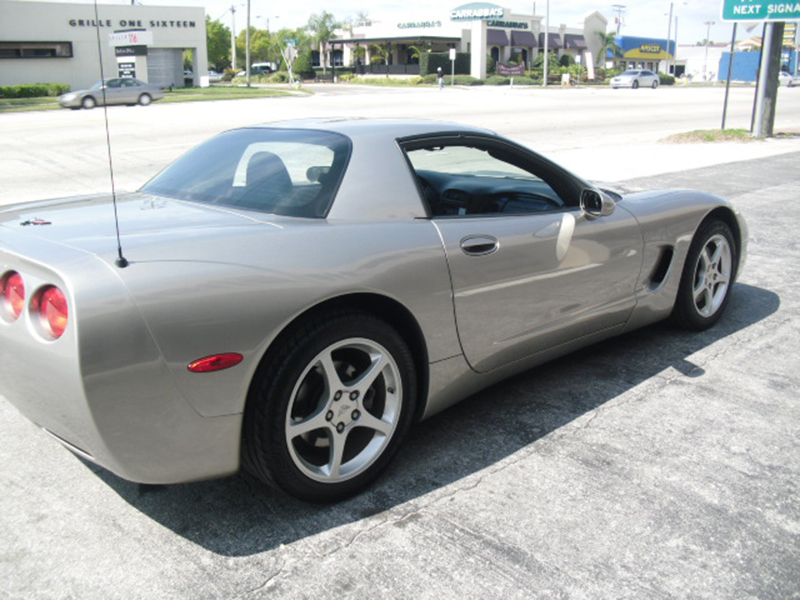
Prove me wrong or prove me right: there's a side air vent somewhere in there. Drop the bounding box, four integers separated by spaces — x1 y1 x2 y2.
648 247 675 290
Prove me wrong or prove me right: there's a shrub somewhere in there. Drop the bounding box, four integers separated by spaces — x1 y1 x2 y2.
659 73 676 85
0 83 70 98
485 75 510 86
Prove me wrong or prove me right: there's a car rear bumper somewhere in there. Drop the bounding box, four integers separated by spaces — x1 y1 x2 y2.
0 228 241 484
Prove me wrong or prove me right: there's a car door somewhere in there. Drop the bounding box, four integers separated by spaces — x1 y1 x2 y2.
101 79 125 105
402 135 644 373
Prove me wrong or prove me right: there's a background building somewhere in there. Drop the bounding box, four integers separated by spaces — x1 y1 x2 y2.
0 0 208 90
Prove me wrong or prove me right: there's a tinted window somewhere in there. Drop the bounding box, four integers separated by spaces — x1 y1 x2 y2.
141 128 351 218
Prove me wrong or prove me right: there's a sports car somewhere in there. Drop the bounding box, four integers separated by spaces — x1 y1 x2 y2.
0 119 747 502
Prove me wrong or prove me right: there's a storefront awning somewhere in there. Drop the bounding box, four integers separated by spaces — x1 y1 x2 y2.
564 34 588 49
538 33 562 49
510 30 537 48
487 29 509 47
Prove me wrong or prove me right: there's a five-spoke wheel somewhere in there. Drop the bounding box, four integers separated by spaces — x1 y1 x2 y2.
672 220 737 330
242 311 416 502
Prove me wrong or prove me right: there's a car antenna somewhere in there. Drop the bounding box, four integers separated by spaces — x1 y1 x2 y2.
92 0 128 268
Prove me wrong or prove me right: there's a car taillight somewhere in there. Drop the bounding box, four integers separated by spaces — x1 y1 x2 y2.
35 286 69 339
1 271 25 320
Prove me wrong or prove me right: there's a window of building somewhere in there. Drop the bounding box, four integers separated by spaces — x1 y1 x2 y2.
0 41 73 59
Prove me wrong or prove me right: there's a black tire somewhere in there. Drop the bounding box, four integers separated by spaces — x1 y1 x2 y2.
632 80 639 89
671 220 737 331
139 94 152 106
82 96 96 109
652 80 659 89
242 310 417 502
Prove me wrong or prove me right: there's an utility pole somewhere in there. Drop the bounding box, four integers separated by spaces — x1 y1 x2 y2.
753 22 785 137
612 5 625 35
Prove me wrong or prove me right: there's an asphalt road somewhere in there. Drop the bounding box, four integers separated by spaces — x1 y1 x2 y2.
1 87 799 599
2 83 800 205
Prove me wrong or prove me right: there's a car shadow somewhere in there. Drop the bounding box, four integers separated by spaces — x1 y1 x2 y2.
83 282 778 556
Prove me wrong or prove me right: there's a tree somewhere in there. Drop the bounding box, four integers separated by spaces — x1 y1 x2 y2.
307 11 339 75
206 16 232 70
596 30 622 67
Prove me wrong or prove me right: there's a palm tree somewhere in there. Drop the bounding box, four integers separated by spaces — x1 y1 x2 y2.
307 11 339 75
597 30 622 68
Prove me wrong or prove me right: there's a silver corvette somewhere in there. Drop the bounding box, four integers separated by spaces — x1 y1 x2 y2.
0 119 746 502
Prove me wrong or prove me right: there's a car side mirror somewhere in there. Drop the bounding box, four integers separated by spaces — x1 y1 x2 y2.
581 189 615 219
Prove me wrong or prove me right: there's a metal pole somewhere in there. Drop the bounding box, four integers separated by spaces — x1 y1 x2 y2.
722 23 737 130
753 22 774 137
542 0 549 86
703 21 715 79
230 5 236 73
245 0 251 86
665 2 673 75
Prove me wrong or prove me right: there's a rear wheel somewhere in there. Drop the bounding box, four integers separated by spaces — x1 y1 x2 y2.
81 96 96 109
652 80 659 89
139 93 152 106
242 311 417 502
671 220 736 330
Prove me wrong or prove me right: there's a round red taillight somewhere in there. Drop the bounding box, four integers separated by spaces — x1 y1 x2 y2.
37 286 69 339
1 271 25 321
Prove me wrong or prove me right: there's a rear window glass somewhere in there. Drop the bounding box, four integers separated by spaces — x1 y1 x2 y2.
141 128 351 218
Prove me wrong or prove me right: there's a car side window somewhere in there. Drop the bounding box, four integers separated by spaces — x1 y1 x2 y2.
404 142 568 217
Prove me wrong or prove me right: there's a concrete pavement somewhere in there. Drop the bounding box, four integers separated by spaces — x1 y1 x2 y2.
1 88 799 598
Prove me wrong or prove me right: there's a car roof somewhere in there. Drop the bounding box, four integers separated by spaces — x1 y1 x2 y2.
249 118 496 142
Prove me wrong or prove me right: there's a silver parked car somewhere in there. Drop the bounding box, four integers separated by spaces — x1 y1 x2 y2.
0 119 746 502
611 69 660 89
58 78 164 109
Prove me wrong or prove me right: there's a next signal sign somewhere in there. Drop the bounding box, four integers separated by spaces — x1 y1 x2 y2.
722 0 800 20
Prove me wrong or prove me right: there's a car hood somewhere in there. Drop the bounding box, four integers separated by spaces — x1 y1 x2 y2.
0 192 287 257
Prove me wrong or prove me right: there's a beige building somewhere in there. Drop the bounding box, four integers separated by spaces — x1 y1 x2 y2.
0 0 208 90
334 4 607 79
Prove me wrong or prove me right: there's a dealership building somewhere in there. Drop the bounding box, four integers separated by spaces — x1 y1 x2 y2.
0 0 208 90
334 4 608 79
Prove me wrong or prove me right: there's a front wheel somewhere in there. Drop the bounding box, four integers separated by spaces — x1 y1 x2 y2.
671 220 736 331
242 311 417 502
632 80 640 89
81 96 96 109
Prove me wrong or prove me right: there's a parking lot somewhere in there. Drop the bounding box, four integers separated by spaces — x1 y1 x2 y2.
1 86 799 598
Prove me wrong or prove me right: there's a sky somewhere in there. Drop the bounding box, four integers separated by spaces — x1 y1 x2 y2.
20 0 752 47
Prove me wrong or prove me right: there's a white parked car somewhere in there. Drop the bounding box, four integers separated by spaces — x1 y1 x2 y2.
611 69 660 89
779 71 799 87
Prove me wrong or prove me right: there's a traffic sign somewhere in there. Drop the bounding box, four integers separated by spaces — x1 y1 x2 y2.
285 38 298 46
721 0 800 21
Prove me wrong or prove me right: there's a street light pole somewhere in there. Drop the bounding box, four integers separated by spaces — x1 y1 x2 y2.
665 2 673 75
703 20 715 79
230 5 237 72
542 0 549 86
245 0 251 86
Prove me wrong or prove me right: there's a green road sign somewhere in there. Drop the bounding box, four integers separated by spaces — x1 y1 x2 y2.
285 38 298 46
721 0 800 21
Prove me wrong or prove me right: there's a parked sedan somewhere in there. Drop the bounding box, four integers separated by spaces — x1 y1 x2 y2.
0 119 746 502
611 69 660 89
779 71 799 87
58 78 164 110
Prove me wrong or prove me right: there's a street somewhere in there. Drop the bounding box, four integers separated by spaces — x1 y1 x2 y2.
1 86 799 599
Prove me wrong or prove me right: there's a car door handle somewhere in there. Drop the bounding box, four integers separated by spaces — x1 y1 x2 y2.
460 235 499 256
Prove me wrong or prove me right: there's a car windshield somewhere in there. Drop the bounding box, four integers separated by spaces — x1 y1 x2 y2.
622 71 639 76
141 128 351 218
